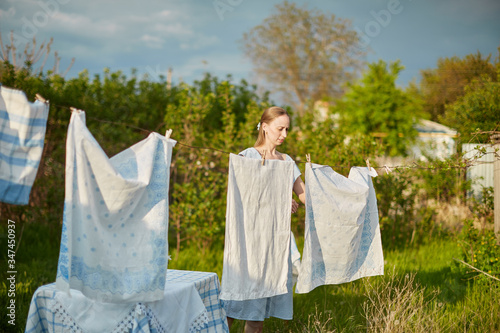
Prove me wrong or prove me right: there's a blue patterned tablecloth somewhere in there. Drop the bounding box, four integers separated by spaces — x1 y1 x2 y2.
25 269 229 333
165 270 229 333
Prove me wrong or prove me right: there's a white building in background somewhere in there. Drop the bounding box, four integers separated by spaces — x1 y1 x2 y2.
462 143 495 198
409 119 458 161
313 101 458 161
313 100 339 125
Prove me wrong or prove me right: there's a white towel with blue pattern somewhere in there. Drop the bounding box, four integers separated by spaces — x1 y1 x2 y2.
296 164 384 293
220 153 294 301
56 109 176 303
0 86 49 205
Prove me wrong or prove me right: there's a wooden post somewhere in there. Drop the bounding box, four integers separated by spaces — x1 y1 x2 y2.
492 134 500 245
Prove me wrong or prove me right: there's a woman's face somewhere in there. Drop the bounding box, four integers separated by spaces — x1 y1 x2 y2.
263 114 290 146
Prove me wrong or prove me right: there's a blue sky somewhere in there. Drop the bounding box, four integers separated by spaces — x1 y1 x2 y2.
1 0 499 99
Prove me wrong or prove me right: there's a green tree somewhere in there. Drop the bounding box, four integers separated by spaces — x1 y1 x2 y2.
240 0 365 115
336 60 421 157
443 70 500 142
419 51 498 122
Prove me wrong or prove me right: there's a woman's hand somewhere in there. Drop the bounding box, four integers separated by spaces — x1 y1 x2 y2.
291 199 299 213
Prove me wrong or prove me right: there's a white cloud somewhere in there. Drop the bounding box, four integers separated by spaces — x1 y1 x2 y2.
175 53 252 82
140 34 164 49
137 18 219 50
156 10 172 19
129 10 175 25
180 35 219 50
0 7 16 19
153 22 193 37
51 12 123 38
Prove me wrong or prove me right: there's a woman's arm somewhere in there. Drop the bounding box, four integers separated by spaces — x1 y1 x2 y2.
293 176 306 204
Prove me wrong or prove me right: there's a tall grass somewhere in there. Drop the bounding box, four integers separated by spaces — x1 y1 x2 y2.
363 270 445 332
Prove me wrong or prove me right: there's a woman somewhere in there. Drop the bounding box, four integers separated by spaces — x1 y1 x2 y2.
225 106 306 332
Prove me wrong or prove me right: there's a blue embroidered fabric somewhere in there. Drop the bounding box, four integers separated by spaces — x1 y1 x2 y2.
56 110 176 303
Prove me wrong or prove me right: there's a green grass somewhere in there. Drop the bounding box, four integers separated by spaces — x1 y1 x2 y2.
1 223 499 332
1 222 60 333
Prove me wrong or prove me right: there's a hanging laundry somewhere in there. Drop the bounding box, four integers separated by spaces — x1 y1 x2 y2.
290 231 301 285
220 153 294 301
296 164 384 293
56 110 176 303
347 166 384 282
0 86 49 205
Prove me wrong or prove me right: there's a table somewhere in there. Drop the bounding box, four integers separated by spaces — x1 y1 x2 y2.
163 270 229 333
25 269 229 333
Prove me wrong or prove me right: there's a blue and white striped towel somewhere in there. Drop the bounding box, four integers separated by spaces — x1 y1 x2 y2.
0 86 49 205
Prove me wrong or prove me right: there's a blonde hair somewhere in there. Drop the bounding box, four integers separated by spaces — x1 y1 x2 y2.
255 106 289 147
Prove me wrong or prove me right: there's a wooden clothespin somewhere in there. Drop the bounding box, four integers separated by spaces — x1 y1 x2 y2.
69 107 82 113
366 159 371 170
165 129 173 140
261 150 266 166
383 165 392 175
306 153 311 164
35 94 48 104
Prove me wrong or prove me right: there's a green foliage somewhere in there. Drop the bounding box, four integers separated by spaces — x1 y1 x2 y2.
458 220 500 284
336 60 422 156
419 51 498 121
288 108 384 171
473 187 495 222
374 154 472 249
412 156 470 203
457 187 500 286
442 71 500 142
374 170 419 248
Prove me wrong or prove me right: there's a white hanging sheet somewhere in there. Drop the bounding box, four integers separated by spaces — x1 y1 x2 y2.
296 164 384 293
56 110 176 303
0 86 49 205
220 153 294 301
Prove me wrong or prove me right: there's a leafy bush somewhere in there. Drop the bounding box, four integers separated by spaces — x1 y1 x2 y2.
458 220 500 285
457 188 499 285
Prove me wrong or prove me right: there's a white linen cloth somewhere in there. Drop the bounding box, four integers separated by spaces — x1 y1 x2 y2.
238 148 302 285
296 164 384 293
348 167 384 281
148 282 208 332
53 289 143 333
56 109 176 303
26 279 209 333
220 153 294 301
0 85 49 205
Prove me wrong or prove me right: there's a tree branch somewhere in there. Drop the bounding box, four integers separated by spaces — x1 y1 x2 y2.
453 258 500 282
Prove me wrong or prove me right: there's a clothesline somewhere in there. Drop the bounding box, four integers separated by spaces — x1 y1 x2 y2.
46 100 500 173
